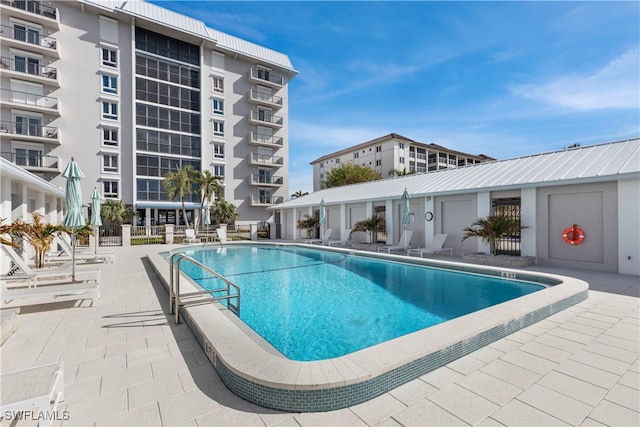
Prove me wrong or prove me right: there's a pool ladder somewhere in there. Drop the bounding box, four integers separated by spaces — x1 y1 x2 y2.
169 252 241 324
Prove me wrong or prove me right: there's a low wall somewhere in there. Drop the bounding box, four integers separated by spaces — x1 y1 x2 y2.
462 253 536 268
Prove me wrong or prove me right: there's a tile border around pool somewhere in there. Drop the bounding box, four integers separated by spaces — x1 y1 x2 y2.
147 243 589 412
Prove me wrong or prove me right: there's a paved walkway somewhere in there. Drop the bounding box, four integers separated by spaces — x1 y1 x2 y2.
1 244 638 426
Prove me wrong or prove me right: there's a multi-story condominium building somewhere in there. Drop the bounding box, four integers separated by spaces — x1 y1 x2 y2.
0 0 296 226
310 133 494 191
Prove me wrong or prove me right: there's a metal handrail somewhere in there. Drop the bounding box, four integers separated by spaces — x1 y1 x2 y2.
169 252 240 324
0 23 58 49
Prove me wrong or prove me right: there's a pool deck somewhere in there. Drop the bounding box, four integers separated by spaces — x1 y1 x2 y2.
1 244 638 426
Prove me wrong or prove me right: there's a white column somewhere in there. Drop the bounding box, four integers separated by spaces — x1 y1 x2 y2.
385 199 393 244
618 179 640 275
476 192 491 253
145 208 151 227
340 203 347 239
520 188 537 258
15 184 28 221
35 190 45 217
424 196 435 246
292 208 297 239
0 176 11 221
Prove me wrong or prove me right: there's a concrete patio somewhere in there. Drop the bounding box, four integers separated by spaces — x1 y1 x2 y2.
1 244 638 426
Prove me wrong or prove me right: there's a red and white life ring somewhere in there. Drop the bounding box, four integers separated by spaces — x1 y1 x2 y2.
562 224 585 245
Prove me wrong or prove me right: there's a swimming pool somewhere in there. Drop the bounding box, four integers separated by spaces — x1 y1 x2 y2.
181 246 544 361
149 242 588 412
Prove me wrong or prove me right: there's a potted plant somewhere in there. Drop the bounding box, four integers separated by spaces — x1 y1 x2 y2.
352 215 386 243
296 215 319 239
461 213 527 256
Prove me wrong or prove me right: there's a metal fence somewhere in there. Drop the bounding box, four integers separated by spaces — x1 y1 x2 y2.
131 225 165 245
492 198 522 256
99 224 122 247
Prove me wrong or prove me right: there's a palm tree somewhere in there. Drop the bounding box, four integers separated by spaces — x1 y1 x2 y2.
0 217 28 248
100 199 132 224
210 200 239 225
163 165 197 228
291 190 309 199
194 170 223 230
13 212 65 268
296 214 319 238
352 215 386 243
461 213 527 255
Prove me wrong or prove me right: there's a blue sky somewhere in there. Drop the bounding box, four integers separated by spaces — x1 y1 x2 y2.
151 1 639 194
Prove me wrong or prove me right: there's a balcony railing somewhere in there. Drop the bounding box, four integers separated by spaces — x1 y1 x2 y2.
0 0 57 19
417 153 426 160
251 195 284 206
0 56 57 80
249 67 283 86
251 175 283 186
250 89 283 106
1 151 59 170
0 24 57 50
250 131 283 147
249 153 283 166
1 88 58 110
0 120 58 139
250 110 283 126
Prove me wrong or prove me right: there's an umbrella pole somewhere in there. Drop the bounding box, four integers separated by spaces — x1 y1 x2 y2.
71 228 76 282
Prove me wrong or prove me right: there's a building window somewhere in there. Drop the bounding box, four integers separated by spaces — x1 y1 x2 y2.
13 54 41 75
376 145 382 152
212 77 224 93
213 121 224 137
376 159 381 166
335 158 340 163
398 143 405 149
399 157 405 164
102 128 118 146
353 152 359 159
13 23 41 45
213 143 224 159
102 101 118 120
103 154 118 173
212 99 224 115
102 47 117 68
102 75 118 94
213 164 225 177
103 181 119 198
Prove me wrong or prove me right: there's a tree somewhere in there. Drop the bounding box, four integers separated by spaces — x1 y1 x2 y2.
0 217 28 248
389 167 416 177
101 199 132 224
210 200 238 225
324 163 381 188
351 215 386 243
461 213 527 255
291 190 309 199
12 212 65 268
296 214 319 239
193 170 223 230
163 165 197 228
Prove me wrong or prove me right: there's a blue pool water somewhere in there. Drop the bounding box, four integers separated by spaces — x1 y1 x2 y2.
178 246 544 361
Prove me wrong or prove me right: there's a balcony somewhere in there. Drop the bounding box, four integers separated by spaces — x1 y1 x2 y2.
248 110 283 128
249 88 283 109
250 174 283 187
0 24 59 57
250 195 284 207
1 151 59 173
1 88 59 114
0 56 59 86
248 67 284 88
249 131 283 148
0 120 59 143
0 1 58 27
248 153 283 168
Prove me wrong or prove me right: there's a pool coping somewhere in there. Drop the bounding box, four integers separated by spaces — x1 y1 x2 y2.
147 242 589 412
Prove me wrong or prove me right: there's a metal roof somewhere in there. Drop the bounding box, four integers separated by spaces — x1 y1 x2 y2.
275 139 640 209
1 157 65 197
85 0 296 71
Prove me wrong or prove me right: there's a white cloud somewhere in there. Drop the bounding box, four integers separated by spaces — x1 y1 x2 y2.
510 48 640 110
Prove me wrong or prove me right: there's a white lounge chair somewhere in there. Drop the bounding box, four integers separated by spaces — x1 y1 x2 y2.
324 229 354 246
378 230 415 253
407 234 452 257
1 245 101 285
2 279 101 306
184 229 201 244
0 362 64 427
52 233 116 261
304 228 333 244
216 227 228 243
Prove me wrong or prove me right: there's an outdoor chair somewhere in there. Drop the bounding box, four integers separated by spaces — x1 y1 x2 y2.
184 229 201 244
407 234 452 257
304 228 333 244
324 229 354 246
377 230 415 253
